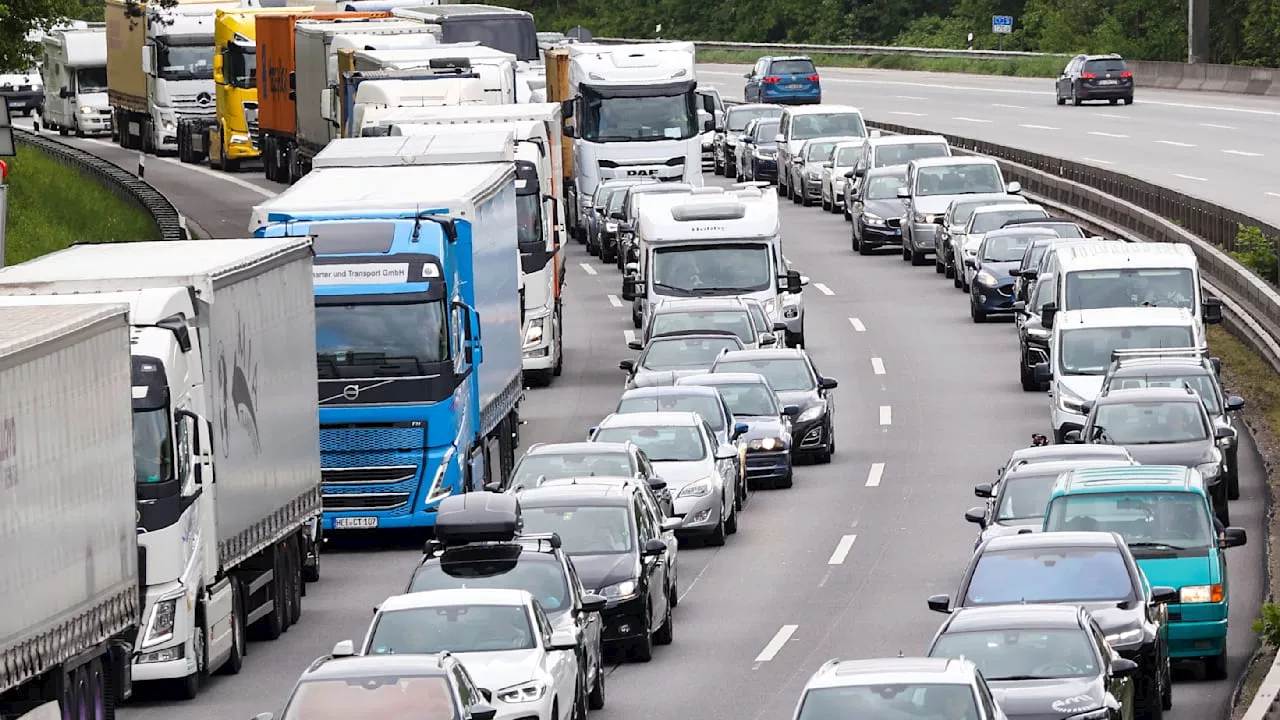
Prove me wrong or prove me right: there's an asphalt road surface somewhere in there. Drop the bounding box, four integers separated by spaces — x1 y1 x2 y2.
13 68 1269 720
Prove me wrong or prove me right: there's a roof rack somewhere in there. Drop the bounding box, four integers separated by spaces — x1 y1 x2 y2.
1110 347 1206 364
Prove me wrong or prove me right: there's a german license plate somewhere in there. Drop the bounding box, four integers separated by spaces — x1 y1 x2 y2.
786 84 803 89
1098 79 1117 85
334 516 378 529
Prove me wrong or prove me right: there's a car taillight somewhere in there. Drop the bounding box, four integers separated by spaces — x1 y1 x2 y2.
763 76 780 83
1080 72 1096 79
1120 70 1133 78
806 74 820 82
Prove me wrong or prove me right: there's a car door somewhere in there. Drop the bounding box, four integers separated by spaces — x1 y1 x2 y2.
532 601 576 713
564 556 602 677
634 494 669 620
634 483 677 572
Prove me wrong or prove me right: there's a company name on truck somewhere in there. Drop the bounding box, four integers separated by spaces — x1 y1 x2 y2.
626 169 659 176
0 417 17 489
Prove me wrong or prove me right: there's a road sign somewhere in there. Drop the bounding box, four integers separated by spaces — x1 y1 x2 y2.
992 15 1013 34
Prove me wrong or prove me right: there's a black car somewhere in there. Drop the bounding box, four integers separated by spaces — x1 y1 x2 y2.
615 182 697 273
588 180 650 261
1014 275 1056 391
1010 237 1060 305
927 604 1140 720
620 331 745 390
849 165 907 255
994 442 1136 483
1100 349 1246 498
714 103 783 178
1069 386 1234 522
928 531 1176 719
406 493 609 708
678 372 800 489
712 348 837 464
1001 217 1088 238
1057 53 1134 106
504 440 668 502
736 117 782 183
514 483 680 662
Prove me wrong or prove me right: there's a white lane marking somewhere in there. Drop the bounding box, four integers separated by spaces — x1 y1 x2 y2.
1174 173 1207 182
1201 123 1235 129
813 282 834 296
623 330 636 344
890 111 927 117
1082 157 1115 165
849 317 866 332
607 294 623 307
1019 123 1059 130
992 103 1025 109
866 462 885 487
827 535 858 565
879 405 892 425
1155 140 1196 147
579 263 597 275
1223 149 1263 157
754 625 799 663
1267 192 1280 199
1088 131 1129 138
952 116 991 123
1095 112 1127 119
158 153 279 197
871 357 885 375
894 94 928 100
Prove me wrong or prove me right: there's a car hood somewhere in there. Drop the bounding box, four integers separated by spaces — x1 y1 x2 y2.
651 460 714 490
1115 441 1216 468
453 649 543 693
736 415 789 441
1075 601 1144 636
989 676 1106 719
802 161 826 174
962 233 990 253
1135 552 1218 589
1059 375 1104 404
631 368 712 388
777 389 822 412
571 552 637 591
864 199 907 220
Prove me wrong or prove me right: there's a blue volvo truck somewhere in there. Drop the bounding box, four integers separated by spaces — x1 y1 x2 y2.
250 129 524 531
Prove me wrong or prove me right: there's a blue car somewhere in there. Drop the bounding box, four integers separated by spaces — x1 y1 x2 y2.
743 56 821 105
966 228 1058 322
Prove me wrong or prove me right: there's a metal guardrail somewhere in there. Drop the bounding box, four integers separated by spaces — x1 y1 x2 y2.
596 38 1280 96
13 128 188 243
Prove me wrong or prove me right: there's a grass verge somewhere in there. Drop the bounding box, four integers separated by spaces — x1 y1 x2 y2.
3 143 159 266
697 49 1064 78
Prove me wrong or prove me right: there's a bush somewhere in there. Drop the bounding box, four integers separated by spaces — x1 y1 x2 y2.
1253 602 1280 649
1227 225 1279 285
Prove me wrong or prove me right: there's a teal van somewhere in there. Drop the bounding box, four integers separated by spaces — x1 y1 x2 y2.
1042 464 1247 678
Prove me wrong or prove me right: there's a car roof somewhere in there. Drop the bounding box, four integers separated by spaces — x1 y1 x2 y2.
1095 386 1203 404
620 385 723 400
598 411 703 428
537 476 644 491
1057 464 1199 493
379 587 529 612
1007 444 1133 465
679 371 771 386
652 297 748 311
1004 459 1136 478
303 654 452 681
1109 358 1211 374
983 530 1122 551
912 155 997 168
866 165 907 178
1083 53 1125 61
982 227 1061 240
944 604 1085 633
1057 306 1197 329
806 657 978 690
716 348 807 362
729 103 782 112
868 134 948 147
799 135 863 147
766 55 814 62
784 104 863 117
515 483 631 506
647 331 744 344
527 441 630 456
972 203 1041 216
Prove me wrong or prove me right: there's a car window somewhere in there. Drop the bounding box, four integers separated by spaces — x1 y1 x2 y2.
1108 372 1221 413
969 208 1048 234
769 59 816 75
834 146 862 166
1064 268 1196 312
592 425 708 462
975 674 999 719
953 197 1027 225
914 164 1004 196
747 304 770 332
714 382 780 416
367 604 535 654
641 336 744 370
804 141 838 161
408 553 571 612
1023 243 1049 270
511 452 633 488
632 495 654 541
995 470 1060 521
651 310 756 343
616 394 726 431
284 676 458 720
728 106 780 131
1059 325 1195 375
1084 58 1128 74
932 628 1099 680
635 484 664 522
755 120 780 143
714 357 816 391
520 505 635 554
791 113 865 141
450 665 476 709
532 602 555 645
873 142 950 168
965 546 1134 605
864 174 905 200
1045 490 1217 551
981 235 1032 262
1031 276 1054 311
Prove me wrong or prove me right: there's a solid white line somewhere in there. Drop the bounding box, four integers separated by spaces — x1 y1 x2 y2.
849 317 866 332
754 625 799 663
827 535 858 565
889 111 926 117
952 116 991 123
1155 140 1196 147
894 94 928 100
1019 123 1059 130
1088 131 1129 138
813 282 834 296
866 462 885 487
1201 123 1236 129
160 155 279 197
992 103 1025 109
1223 149 1263 157
871 357 885 375
607 294 623 307
1082 157 1115 165
879 405 892 425
579 263 597 275
1174 173 1207 182
623 330 636 344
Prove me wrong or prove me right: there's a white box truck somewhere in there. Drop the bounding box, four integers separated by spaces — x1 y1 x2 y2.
0 237 322 701
0 304 140 719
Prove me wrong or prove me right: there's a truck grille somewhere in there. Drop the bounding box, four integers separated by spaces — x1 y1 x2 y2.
323 492 411 512
171 94 215 119
321 465 417 485
320 424 426 453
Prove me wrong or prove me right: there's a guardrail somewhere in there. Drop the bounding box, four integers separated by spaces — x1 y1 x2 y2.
14 128 188 243
595 38 1280 96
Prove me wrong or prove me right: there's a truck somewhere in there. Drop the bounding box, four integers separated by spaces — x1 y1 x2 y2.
0 238 323 701
555 42 707 242
254 11 393 183
0 304 140 720
384 102 565 385
348 44 519 111
337 58 493 139
389 5 541 101
35 25 112 137
106 0 244 153
248 129 524 532
175 7 310 169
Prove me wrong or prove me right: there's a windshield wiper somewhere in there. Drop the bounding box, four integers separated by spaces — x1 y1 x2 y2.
1128 541 1187 550
652 282 694 296
689 285 755 295
988 675 1060 681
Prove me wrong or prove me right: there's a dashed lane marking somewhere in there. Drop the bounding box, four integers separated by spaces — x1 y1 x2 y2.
952 116 992 123
607 294 623 307
827 535 858 565
890 111 927 117
1088 131 1129 138
1223 149 1263 157
1019 124 1059 130
849 318 866 332
754 625 799 663
1156 140 1196 147
866 463 885 487
580 263 597 275
871 357 885 375
813 282 834 295
1082 157 1115 165
623 330 636 344
879 406 892 426
1174 173 1207 182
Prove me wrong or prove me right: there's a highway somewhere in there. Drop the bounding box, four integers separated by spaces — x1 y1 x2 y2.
13 67 1269 720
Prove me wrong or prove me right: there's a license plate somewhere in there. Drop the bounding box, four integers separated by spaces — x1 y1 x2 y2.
786 84 803 89
1098 79 1117 85
334 516 378 529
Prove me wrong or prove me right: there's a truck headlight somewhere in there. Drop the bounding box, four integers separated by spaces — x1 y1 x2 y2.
523 316 545 348
797 405 825 423
229 133 250 145
1055 385 1087 414
748 437 785 451
1180 584 1222 603
497 680 547 703
143 593 182 647
677 478 714 498
78 105 92 114
425 454 454 504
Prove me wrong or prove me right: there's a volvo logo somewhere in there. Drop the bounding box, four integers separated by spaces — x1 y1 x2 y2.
342 384 360 400
197 92 212 105
626 169 659 176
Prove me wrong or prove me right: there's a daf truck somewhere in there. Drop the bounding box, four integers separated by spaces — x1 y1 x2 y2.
0 304 140 720
0 238 323 701
249 129 524 532
36 25 112 137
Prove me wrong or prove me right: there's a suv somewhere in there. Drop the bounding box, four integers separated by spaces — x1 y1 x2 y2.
1056 53 1134 106
742 55 820 104
792 657 1007 720
848 134 951 201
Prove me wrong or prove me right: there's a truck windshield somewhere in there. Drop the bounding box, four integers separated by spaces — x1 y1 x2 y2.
133 407 174 485
516 193 543 254
157 42 214 81
225 43 256 89
76 66 108 94
580 85 698 143
441 17 538 61
315 299 449 377
651 244 772 295
1064 267 1196 311
1045 491 1215 552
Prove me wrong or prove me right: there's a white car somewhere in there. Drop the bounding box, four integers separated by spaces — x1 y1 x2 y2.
351 588 583 720
820 141 863 214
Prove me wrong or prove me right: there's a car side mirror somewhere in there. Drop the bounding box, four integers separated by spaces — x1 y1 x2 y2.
783 405 801 417
744 72 752 78
643 538 667 556
563 125 576 138
963 257 976 268
471 700 498 720
548 628 580 651
331 639 355 657
661 516 683 531
854 167 866 177
1063 429 1083 444
1008 268 1022 277
760 334 777 346
1150 586 1179 605
1079 400 1094 415
627 340 643 351
479 688 494 703
1033 361 1051 383
715 445 738 460
483 481 503 493
896 187 909 198
772 321 788 332
964 507 987 527
1226 395 1246 412
927 594 952 613
1221 526 1247 548
1006 181 1022 194
1012 300 1026 313
59 86 71 98
624 262 639 274
842 170 853 178
818 377 838 390
579 593 607 614
585 426 597 440
1215 425 1235 440
974 482 993 498
1203 296 1223 324
1040 302 1057 328
1210 357 1223 375
1109 657 1139 677
774 134 784 144
619 359 635 372
822 161 833 168
732 422 749 439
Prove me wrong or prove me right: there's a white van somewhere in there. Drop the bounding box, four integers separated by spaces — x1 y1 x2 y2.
774 105 868 200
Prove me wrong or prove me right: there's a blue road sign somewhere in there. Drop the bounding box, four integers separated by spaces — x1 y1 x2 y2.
992 15 1013 34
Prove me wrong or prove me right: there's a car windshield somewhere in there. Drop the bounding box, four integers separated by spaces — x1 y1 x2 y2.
284 675 456 720
996 471 1062 521
710 383 779 416
368 604 535 655
728 107 781 131
593 425 706 462
519 505 635 554
796 684 978 720
804 141 838 162
76 66 108 94
651 245 773 295
953 197 1026 225
1064 268 1196 312
1091 400 1210 444
874 142 950 167
970 209 1048 234
965 546 1133 605
652 310 756 343
641 336 744 370
754 120 780 144
1108 372 1221 413
865 174 906 200
1045 491 1216 551
1084 58 1128 73
1059 325 1195 375
1028 223 1084 238
617 394 725 431
834 146 862 166
408 553 570 612
511 451 632 488
931 628 1098 680
982 235 1033 262
714 358 815 391
1023 244 1050 270
315 299 448 378
769 59 816 75
915 164 1005 196
791 113 866 141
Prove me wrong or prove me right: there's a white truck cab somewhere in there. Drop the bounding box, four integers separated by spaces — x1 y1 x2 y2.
351 44 520 105
38 25 112 136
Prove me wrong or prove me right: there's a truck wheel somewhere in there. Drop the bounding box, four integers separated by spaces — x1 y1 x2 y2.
250 546 286 641
553 333 564 377
178 608 205 700
302 525 320 583
219 580 245 675
286 536 303 627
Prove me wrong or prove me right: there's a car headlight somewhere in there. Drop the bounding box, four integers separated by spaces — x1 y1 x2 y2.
523 316 545 348
807 170 821 180
976 270 997 286
496 680 547 703
1196 461 1222 480
797 405 825 423
142 592 182 647
598 579 638 601
677 478 714 498
863 213 885 226
748 437 786 451
1180 584 1223 603
605 221 618 232
79 105 92 114
1105 628 1142 645
1056 385 1087 414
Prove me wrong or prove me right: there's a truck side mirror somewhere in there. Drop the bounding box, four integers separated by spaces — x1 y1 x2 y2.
1040 302 1057 329
141 46 153 75
213 52 224 84
59 86 71 99
896 187 909 198
1203 296 1223 324
783 269 803 294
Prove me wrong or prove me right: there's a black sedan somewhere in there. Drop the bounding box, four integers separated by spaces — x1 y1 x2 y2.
711 348 837 464
928 532 1175 720
620 331 745 390
849 165 907 255
928 604 1139 720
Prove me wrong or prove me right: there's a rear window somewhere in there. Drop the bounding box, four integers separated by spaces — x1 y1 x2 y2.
970 208 1047 234
768 59 816 76
1084 58 1128 73
754 120 780 142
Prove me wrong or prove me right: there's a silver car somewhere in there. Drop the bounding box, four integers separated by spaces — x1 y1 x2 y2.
819 141 863 214
789 136 861 207
715 103 782 178
589 411 740 546
934 193 1027 279
899 156 1020 266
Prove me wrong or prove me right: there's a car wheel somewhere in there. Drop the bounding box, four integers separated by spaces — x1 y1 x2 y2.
821 194 831 211
1056 90 1066 106
1124 95 1134 105
631 607 654 662
713 153 723 176
588 661 605 710
952 263 963 288
970 296 986 323
901 239 911 261
910 246 927 266
1072 86 1082 106
1019 353 1039 391
1161 656 1173 711
801 185 814 206
851 224 861 252
934 254 946 273
725 492 738 535
572 681 589 720
1205 651 1227 680
706 502 727 546
1228 462 1240 500
843 202 852 221
944 257 955 279
793 180 804 204
1136 668 1163 720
